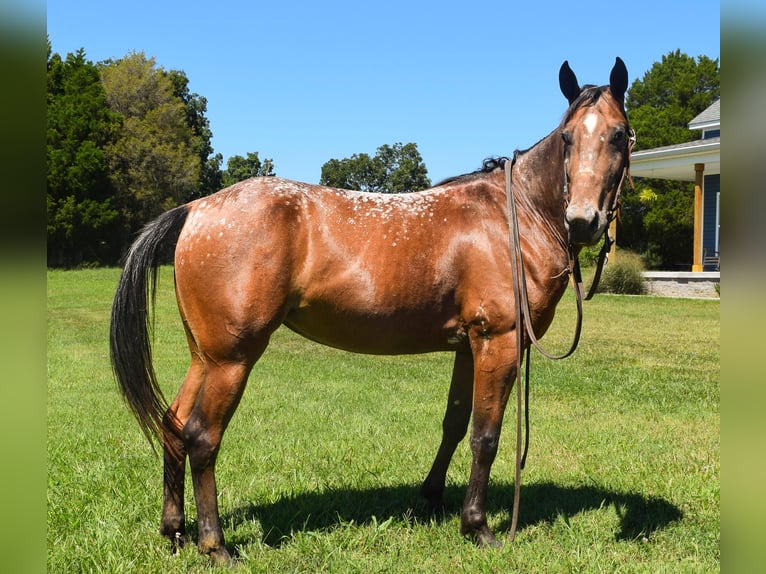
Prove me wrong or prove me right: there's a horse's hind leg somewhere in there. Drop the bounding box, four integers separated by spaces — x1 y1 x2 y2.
421 351 474 510
159 352 205 550
184 359 253 565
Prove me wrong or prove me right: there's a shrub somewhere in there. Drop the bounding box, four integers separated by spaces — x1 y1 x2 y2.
596 250 646 295
577 244 602 269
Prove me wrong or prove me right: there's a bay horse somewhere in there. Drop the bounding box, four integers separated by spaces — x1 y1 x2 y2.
110 57 631 563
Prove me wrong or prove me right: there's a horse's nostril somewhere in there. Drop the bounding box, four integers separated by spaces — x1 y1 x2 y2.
565 205 598 227
565 205 601 244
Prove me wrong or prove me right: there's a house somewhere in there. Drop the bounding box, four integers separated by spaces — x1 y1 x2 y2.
630 99 720 272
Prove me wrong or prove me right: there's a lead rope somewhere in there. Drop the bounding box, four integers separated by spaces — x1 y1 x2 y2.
505 156 585 542
503 129 634 541
506 155 525 542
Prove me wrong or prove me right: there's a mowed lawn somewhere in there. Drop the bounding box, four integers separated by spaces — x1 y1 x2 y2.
47 267 719 573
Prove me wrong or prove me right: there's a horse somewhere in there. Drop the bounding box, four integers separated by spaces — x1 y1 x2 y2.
110 57 632 564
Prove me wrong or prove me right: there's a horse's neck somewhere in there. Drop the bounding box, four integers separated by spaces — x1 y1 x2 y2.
513 133 569 250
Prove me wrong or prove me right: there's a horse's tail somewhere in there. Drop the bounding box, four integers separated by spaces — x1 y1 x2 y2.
109 205 190 447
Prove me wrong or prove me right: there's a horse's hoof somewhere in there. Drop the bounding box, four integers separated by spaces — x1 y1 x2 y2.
422 495 446 514
478 532 503 548
163 530 189 554
464 524 502 548
208 547 233 566
420 483 447 514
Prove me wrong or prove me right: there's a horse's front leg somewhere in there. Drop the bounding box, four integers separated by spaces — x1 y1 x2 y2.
421 350 474 510
461 332 516 547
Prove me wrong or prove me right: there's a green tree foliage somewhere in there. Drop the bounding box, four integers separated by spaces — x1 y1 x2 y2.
620 50 720 269
627 50 720 150
167 69 222 197
641 186 695 268
100 52 200 233
47 45 123 266
320 142 431 193
221 152 275 187
47 44 278 267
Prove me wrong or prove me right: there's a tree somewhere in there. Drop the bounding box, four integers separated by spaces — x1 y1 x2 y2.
100 52 200 234
641 186 695 268
627 50 720 150
221 152 275 187
47 46 230 266
167 69 222 197
320 142 431 193
619 50 720 269
375 142 432 193
47 45 123 266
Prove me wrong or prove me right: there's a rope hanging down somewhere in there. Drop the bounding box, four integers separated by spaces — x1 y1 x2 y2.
502 133 633 541
503 156 589 542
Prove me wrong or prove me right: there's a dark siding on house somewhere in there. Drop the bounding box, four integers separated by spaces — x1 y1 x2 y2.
703 173 720 270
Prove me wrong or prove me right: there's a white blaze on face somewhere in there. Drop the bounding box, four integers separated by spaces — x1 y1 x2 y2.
583 112 600 136
576 112 603 176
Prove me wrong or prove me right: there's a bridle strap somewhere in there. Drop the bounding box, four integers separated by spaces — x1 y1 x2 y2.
506 157 586 362
581 221 613 301
582 128 635 300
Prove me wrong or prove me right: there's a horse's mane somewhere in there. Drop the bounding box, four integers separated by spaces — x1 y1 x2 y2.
435 156 510 187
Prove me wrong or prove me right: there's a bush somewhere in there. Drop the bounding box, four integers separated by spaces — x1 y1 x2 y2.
596 250 646 295
577 244 602 269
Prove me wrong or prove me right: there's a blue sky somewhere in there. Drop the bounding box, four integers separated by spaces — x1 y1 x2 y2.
47 1 720 185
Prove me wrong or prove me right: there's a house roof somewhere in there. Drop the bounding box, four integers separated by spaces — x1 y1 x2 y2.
689 99 720 131
630 99 720 181
630 137 719 181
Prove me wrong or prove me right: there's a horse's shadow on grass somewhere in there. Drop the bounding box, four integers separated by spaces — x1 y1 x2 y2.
213 481 682 550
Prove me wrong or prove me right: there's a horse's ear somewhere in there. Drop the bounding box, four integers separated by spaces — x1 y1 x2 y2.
609 57 628 103
559 60 581 105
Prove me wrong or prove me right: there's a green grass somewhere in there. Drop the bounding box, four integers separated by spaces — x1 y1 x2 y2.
47 267 719 572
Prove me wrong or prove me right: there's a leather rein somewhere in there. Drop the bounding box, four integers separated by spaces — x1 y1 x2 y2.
504 130 635 541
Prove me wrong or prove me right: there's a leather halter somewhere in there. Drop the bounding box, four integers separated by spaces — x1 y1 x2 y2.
504 128 635 542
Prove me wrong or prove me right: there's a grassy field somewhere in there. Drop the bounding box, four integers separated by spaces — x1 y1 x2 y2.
47 266 719 573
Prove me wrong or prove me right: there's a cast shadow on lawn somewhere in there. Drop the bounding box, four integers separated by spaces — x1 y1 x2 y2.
215 480 682 550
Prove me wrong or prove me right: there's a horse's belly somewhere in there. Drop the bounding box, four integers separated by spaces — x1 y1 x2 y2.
283 306 462 355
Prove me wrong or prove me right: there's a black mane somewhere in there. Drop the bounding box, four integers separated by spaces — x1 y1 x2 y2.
436 156 510 186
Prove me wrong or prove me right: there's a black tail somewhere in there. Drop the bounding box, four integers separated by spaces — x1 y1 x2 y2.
109 205 190 447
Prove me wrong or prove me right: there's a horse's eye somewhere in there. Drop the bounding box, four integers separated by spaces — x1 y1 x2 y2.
612 130 626 145
561 131 572 146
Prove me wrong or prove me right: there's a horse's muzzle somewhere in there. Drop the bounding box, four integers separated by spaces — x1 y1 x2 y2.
565 204 604 245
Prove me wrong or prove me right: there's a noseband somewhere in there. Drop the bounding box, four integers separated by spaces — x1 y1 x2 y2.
504 126 635 542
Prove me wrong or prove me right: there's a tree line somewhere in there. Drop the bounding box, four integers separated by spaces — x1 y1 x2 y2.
47 45 274 266
47 45 717 269
46 44 430 267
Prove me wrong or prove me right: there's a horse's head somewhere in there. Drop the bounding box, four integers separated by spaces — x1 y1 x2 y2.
558 57 632 246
